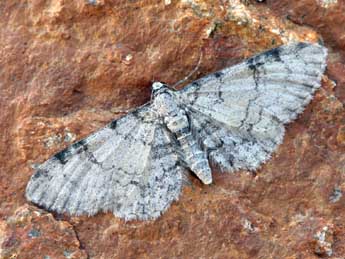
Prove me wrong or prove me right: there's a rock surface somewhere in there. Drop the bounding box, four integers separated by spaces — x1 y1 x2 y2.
1 0 344 258
1 205 87 259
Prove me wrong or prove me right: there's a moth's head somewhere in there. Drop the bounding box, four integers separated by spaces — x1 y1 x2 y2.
152 82 168 95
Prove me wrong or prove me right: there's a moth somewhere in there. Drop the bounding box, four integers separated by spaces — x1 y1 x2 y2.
26 42 327 220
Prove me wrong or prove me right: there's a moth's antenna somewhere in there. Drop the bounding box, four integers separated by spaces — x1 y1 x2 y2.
171 51 203 90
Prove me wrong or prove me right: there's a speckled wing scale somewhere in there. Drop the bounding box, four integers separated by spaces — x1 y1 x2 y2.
26 42 327 220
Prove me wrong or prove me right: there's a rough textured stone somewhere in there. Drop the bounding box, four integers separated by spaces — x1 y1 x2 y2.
266 0 345 59
0 205 87 259
0 0 344 258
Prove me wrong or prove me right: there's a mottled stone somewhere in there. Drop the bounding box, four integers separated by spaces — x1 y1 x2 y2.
336 125 345 146
313 224 334 256
0 205 87 259
265 0 345 59
1 0 345 258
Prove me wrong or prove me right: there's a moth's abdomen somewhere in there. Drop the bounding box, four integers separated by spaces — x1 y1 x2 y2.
165 113 212 184
177 130 212 184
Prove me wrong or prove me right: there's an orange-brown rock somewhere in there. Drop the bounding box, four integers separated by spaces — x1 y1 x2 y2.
1 0 344 258
1 205 87 259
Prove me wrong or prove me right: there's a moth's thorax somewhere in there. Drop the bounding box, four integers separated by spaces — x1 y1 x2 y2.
153 89 178 117
153 91 189 131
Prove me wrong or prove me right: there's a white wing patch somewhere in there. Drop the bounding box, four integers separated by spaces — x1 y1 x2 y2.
26 42 327 220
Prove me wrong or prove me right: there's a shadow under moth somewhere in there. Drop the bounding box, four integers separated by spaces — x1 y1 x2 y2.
26 42 327 220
